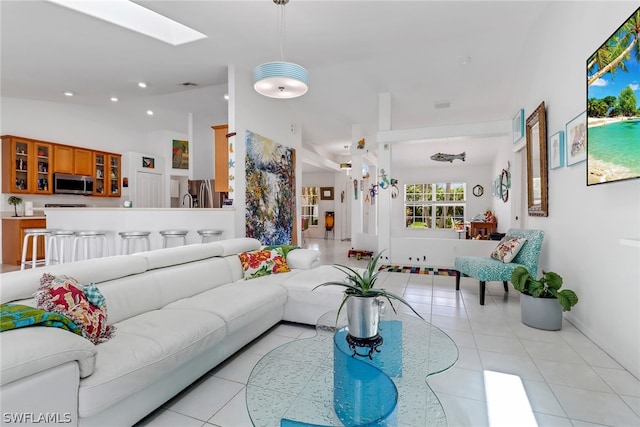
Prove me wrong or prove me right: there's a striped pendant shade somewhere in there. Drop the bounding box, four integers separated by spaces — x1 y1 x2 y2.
253 61 309 99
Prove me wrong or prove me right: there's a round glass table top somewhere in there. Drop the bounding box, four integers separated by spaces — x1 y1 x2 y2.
247 310 458 426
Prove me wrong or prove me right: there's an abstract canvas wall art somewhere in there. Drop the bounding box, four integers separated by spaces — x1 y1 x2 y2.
245 130 296 245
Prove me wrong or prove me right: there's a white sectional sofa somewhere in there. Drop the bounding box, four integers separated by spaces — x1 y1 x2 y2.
0 237 347 427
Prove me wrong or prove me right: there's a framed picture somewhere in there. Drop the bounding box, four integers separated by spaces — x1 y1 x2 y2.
172 140 189 169
549 131 564 169
142 156 154 168
320 187 334 200
512 108 524 143
565 111 587 166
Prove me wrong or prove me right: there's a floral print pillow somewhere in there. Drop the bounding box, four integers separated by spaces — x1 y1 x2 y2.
490 237 527 263
238 248 291 280
33 274 114 344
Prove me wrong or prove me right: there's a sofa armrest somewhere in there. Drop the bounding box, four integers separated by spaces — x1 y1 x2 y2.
0 327 97 386
286 249 321 270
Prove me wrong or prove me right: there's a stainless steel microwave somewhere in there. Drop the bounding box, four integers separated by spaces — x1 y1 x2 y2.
53 173 94 195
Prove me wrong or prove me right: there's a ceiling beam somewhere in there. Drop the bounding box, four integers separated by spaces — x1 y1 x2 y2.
376 119 511 144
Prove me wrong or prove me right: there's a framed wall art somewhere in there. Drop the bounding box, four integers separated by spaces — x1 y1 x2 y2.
549 131 564 169
320 187 334 200
565 111 587 166
512 108 525 144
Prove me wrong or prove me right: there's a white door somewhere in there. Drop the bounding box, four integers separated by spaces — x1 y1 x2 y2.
136 171 163 208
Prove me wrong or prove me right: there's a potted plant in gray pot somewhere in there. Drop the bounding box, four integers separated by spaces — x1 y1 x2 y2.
511 266 579 331
313 251 424 340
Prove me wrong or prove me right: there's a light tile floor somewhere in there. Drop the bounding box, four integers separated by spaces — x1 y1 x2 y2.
136 239 640 427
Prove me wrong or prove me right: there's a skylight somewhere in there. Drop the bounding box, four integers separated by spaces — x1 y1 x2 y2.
47 0 207 46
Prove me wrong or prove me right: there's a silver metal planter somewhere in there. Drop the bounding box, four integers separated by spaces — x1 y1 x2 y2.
346 296 383 339
520 293 563 330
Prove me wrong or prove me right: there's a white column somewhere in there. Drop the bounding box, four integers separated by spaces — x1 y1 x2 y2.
350 124 364 248
377 93 392 255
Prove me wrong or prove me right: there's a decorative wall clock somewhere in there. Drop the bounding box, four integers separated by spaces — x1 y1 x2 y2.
472 185 484 197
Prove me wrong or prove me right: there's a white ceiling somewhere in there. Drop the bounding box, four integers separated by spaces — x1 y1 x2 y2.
0 0 550 171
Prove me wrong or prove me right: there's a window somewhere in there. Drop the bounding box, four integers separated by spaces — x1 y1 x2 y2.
301 187 319 226
405 183 465 229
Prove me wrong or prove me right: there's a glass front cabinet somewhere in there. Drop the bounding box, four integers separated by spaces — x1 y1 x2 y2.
1 136 53 194
94 152 121 197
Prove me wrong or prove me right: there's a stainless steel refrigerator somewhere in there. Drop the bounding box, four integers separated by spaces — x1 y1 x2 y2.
187 179 222 208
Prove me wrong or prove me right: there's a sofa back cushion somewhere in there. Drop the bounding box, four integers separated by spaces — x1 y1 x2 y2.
0 256 148 305
99 257 234 324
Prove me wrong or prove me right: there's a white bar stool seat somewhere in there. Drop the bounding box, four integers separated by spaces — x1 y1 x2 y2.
46 230 75 265
20 228 52 270
72 231 110 261
119 231 151 255
159 230 188 248
197 229 224 243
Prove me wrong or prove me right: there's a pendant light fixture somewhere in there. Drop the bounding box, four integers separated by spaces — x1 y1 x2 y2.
253 0 309 99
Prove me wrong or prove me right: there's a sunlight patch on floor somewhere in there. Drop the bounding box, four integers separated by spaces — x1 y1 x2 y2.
484 370 537 427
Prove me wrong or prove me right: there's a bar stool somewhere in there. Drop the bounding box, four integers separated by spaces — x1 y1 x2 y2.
159 230 189 248
197 229 224 243
20 229 52 270
72 231 110 261
46 230 75 265
119 231 151 255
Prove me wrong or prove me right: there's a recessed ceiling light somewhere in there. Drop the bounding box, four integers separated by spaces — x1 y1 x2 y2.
146 110 154 116
64 91 74 97
224 94 229 100
110 97 119 102
46 0 207 46
138 82 147 88
459 56 472 65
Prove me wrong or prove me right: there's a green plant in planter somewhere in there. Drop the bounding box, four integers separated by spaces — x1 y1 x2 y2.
8 196 22 217
313 251 425 321
511 266 579 311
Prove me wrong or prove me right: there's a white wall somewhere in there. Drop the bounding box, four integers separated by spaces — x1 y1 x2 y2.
504 1 640 378
391 164 497 238
228 65 303 241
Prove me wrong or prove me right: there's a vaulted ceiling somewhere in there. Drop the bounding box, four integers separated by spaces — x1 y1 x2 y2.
1 1 551 170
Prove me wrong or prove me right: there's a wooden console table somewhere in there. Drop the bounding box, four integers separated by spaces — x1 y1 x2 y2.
469 221 496 240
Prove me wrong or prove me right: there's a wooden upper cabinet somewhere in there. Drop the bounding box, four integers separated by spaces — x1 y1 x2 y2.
213 124 229 193
74 148 93 176
53 145 74 173
53 145 93 175
2 136 34 194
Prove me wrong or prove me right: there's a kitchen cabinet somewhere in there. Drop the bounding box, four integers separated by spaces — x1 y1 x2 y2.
94 152 121 197
213 124 229 193
1 135 120 196
2 217 47 265
53 145 93 175
107 154 121 197
1 136 53 194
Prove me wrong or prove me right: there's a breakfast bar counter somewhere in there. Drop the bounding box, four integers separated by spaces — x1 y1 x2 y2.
44 207 236 254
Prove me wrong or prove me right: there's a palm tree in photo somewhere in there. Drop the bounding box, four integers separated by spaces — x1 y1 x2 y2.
588 8 640 86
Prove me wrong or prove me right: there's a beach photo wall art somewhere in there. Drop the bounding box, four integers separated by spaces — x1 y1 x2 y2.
586 7 640 186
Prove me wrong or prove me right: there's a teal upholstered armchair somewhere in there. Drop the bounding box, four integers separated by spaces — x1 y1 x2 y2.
454 229 544 305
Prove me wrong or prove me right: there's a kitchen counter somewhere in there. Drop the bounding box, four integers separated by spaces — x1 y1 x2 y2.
44 207 236 254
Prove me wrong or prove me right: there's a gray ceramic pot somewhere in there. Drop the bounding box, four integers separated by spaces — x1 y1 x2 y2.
520 293 562 330
346 296 383 339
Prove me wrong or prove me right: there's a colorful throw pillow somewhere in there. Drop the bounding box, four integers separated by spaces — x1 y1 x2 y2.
33 274 114 344
490 237 527 263
83 283 106 309
238 248 291 280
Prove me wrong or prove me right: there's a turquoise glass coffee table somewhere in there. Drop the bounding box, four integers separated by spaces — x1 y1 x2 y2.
246 310 458 426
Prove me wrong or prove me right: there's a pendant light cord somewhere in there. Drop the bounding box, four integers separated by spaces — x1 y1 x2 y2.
277 1 286 62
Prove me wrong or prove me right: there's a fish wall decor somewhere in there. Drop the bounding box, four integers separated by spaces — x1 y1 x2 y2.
430 152 466 163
